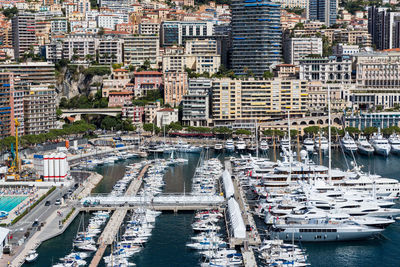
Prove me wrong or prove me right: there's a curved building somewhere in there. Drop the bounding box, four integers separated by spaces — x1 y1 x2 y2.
230 0 282 76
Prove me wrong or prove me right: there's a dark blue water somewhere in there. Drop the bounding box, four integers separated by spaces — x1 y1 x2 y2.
25 150 400 267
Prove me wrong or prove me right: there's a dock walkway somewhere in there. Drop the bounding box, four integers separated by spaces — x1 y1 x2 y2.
89 164 149 266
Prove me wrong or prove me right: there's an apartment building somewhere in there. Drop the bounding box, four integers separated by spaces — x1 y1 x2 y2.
332 43 360 56
368 6 400 50
160 21 213 47
123 35 159 68
23 86 56 135
307 81 352 113
182 78 211 127
163 71 188 106
122 102 144 125
0 72 14 137
139 22 160 36
108 91 133 107
51 18 68 33
279 0 308 9
144 101 161 123
98 38 124 64
309 0 337 26
0 62 56 86
156 108 179 128
211 78 308 124
283 37 323 65
12 13 37 59
299 56 352 83
62 34 98 62
133 71 163 98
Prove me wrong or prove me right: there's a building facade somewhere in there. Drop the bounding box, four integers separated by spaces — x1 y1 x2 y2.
309 0 337 26
299 56 352 83
283 37 323 65
230 0 282 76
163 71 188 106
182 78 211 126
123 35 159 68
160 21 213 47
12 13 37 59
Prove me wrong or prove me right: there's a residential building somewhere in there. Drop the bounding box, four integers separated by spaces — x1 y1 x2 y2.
160 21 213 47
283 37 323 65
332 43 360 56
102 69 131 97
133 71 163 98
51 18 68 33
12 13 37 59
97 14 125 30
62 34 98 62
139 22 160 36
309 0 337 26
144 101 161 123
98 38 124 64
299 56 352 83
122 102 144 125
23 86 56 135
163 71 188 106
230 0 282 76
123 35 159 68
182 78 211 126
0 72 14 137
274 64 299 79
211 78 308 124
108 91 133 107
156 108 179 128
46 41 63 62
0 62 56 86
368 6 400 50
307 81 352 113
279 0 308 9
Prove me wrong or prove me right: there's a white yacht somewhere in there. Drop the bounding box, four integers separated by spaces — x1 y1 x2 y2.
272 216 383 242
280 136 290 151
214 143 223 151
340 132 358 154
314 136 328 152
303 138 314 152
356 135 374 155
259 140 269 152
236 139 247 151
388 133 400 154
370 131 391 156
225 139 235 152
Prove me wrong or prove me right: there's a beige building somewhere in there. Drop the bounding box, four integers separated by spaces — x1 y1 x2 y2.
211 78 308 123
24 86 56 135
144 101 161 123
307 81 352 113
123 35 159 68
163 71 188 106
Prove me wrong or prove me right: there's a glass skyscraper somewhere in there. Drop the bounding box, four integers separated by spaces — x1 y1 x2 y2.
230 0 282 76
309 0 337 26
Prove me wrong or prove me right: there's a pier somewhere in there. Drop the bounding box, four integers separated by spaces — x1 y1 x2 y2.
89 165 149 266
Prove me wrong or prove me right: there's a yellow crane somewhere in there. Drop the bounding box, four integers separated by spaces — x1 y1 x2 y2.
7 119 20 180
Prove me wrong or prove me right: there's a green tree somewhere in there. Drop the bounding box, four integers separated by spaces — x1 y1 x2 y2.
235 129 251 135
100 116 118 130
363 126 378 136
303 126 320 136
263 71 274 79
143 123 160 134
345 126 361 136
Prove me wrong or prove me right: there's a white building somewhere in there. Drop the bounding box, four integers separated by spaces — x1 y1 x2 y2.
62 34 98 62
139 22 160 36
283 37 323 65
51 18 68 33
156 108 179 128
97 14 126 30
182 78 211 126
332 43 360 56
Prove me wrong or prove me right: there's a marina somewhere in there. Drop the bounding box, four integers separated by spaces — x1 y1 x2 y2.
8 139 399 267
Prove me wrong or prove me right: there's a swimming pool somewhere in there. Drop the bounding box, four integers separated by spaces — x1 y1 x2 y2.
0 196 27 212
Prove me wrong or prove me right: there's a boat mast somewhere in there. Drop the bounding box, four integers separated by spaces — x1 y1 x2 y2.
255 119 259 158
328 85 332 184
288 111 292 183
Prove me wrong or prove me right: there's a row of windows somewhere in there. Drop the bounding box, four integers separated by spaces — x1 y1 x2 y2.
299 228 337 232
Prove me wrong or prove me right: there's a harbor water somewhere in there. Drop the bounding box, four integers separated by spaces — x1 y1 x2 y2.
27 149 400 267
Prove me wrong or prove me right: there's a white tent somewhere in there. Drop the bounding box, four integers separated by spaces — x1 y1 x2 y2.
222 170 235 199
227 198 246 239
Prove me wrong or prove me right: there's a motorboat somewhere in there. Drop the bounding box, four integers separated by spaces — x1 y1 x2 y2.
25 250 38 263
370 131 391 156
356 135 374 155
303 138 314 152
225 139 235 152
389 133 400 154
340 132 358 154
214 143 223 151
280 136 290 151
236 139 247 151
272 217 383 242
314 136 328 152
259 140 269 152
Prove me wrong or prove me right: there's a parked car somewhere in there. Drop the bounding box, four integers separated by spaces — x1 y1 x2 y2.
54 199 61 205
45 201 51 206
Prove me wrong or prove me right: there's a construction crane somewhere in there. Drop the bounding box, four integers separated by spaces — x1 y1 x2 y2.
7 119 20 180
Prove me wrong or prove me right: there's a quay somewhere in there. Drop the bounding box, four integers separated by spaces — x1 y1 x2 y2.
224 160 260 267
89 164 149 267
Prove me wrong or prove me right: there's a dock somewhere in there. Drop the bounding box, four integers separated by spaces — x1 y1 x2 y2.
89 164 149 267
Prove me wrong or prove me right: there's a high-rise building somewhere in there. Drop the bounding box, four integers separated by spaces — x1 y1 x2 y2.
283 37 323 65
123 35 159 68
0 62 56 86
308 0 337 26
0 72 15 138
23 86 56 135
163 71 188 106
368 6 400 50
160 21 213 47
230 0 282 76
182 78 211 126
12 13 37 59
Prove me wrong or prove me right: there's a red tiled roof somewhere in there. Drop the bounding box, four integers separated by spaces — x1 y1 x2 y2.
134 71 162 75
158 108 174 112
109 91 133 95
